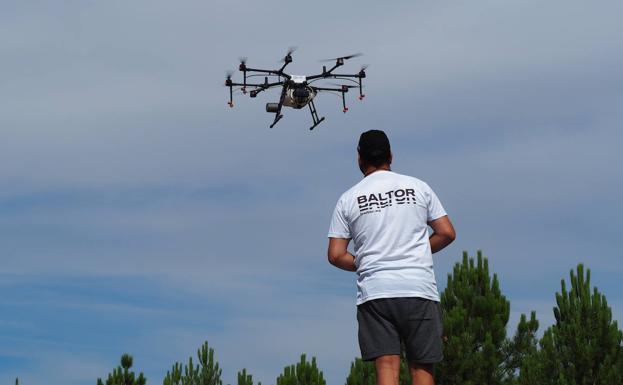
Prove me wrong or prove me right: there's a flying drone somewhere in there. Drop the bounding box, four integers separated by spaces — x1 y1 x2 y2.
225 48 367 130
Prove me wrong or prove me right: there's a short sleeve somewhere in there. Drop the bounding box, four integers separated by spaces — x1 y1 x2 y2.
426 184 447 222
328 197 351 239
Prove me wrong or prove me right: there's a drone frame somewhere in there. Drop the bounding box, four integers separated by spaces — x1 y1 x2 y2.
225 50 366 130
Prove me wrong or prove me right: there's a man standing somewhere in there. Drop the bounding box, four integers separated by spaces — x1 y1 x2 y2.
327 130 455 385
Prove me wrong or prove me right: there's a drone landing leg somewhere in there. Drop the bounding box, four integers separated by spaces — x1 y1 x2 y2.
308 100 325 131
270 114 283 128
269 85 288 129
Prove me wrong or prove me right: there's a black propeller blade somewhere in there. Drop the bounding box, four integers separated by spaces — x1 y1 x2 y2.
320 53 363 62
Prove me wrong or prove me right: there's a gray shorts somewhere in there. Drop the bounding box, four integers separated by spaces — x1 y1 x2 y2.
357 297 443 363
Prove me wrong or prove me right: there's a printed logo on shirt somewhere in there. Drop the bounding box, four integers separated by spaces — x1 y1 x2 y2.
357 188 417 214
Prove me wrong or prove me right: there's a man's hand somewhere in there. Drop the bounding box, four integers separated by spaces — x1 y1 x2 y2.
428 215 456 254
327 238 357 272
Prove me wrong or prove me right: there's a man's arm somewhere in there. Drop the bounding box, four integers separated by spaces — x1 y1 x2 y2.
327 238 356 272
428 215 456 253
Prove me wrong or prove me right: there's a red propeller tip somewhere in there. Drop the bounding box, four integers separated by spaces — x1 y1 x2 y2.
359 95 365 100
228 102 234 108
343 107 349 113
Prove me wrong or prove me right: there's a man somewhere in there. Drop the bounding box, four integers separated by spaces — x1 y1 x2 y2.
327 130 456 385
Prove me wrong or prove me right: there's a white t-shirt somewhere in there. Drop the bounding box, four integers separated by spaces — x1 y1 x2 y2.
328 170 447 305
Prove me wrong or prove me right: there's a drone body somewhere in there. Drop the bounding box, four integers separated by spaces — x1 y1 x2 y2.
225 49 367 130
274 75 316 110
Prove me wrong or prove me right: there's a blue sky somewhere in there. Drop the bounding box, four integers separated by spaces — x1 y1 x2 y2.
1 1 622 384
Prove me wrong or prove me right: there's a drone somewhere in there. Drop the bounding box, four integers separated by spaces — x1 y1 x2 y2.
225 48 367 130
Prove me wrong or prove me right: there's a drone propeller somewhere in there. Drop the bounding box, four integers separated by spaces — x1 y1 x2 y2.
358 64 368 80
320 53 363 62
225 71 235 107
238 57 249 72
280 46 298 63
225 70 234 87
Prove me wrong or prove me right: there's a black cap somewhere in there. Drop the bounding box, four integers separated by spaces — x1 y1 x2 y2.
358 130 391 163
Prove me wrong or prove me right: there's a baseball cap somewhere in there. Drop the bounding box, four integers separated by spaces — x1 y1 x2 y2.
358 130 391 161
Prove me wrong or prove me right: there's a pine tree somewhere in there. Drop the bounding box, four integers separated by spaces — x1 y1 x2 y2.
519 264 623 385
97 353 147 385
345 349 413 385
162 362 182 385
436 251 512 385
345 358 375 385
276 354 325 385
163 341 223 385
237 368 259 385
346 251 537 385
500 311 539 384
345 353 410 385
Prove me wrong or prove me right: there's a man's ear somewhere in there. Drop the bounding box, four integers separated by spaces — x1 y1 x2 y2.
358 153 366 175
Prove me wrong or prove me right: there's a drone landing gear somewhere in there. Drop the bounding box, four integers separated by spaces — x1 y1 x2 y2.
308 100 325 131
270 114 283 128
268 85 288 129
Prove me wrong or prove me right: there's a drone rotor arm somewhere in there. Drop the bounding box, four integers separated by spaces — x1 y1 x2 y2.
307 70 361 81
306 63 344 80
249 81 285 97
227 82 262 87
311 86 350 113
322 73 365 99
244 67 291 80
305 74 325 81
311 86 347 92
308 77 359 86
322 73 361 78
278 61 291 74
227 80 284 89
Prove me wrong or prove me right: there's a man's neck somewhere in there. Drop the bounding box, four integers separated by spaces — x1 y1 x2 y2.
363 165 391 177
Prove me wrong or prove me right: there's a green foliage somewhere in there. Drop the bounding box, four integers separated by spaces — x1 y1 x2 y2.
237 368 258 385
500 311 539 384
345 358 375 385
163 341 223 385
162 362 182 385
88 261 621 385
276 354 325 385
397 349 411 385
345 352 410 385
346 251 538 385
519 264 623 385
97 353 147 385
345 349 413 385
436 251 512 385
